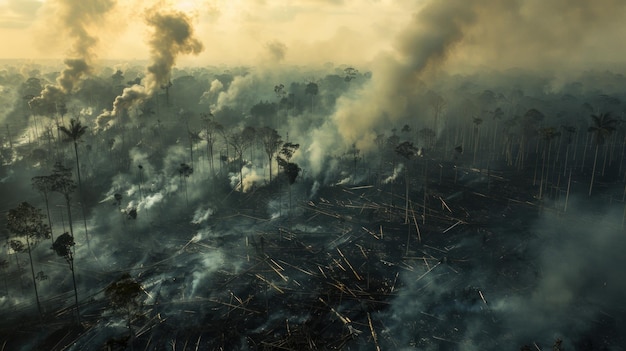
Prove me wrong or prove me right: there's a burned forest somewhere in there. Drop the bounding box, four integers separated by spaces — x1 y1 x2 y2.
1 1 626 350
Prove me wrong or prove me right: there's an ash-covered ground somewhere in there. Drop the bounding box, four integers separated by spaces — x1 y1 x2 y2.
1 144 625 350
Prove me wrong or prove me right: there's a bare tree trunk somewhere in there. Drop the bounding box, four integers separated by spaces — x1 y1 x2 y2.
589 145 599 196
404 164 409 224
25 236 42 318
74 142 90 248
70 261 80 324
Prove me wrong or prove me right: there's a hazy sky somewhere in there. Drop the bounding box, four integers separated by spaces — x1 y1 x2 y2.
2 0 626 72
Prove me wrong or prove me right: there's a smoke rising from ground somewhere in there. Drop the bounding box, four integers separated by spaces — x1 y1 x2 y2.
29 0 115 110
2 0 626 349
96 7 203 129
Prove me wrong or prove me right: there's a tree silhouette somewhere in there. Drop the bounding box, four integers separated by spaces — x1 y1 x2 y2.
7 202 50 318
395 141 419 225
516 108 544 170
472 117 483 166
277 142 301 215
200 112 223 176
58 118 87 192
348 143 361 183
52 232 80 324
588 112 617 196
178 163 193 206
31 174 56 243
58 118 89 246
50 162 77 240
561 125 576 176
305 82 318 112
228 128 255 191
188 129 201 169
105 273 143 341
259 127 282 183
537 127 560 199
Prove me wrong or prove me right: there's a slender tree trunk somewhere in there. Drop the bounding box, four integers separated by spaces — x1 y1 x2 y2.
602 143 609 176
74 142 90 248
589 145 599 196
74 142 82 191
565 169 572 212
423 158 428 224
268 156 273 183
404 164 409 224
70 261 80 324
43 192 54 243
563 144 570 177
25 236 42 318
14 249 24 294
239 157 244 192
65 197 74 238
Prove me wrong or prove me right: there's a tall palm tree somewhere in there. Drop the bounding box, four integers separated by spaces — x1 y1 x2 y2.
58 119 89 245
588 112 618 196
59 118 87 191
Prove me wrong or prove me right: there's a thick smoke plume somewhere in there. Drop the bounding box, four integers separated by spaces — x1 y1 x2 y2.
30 0 115 110
309 0 626 177
96 8 203 129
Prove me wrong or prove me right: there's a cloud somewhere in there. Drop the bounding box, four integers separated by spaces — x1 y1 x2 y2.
0 0 42 28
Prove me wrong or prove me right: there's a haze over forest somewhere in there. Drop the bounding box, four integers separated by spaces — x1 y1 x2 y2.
1 0 626 350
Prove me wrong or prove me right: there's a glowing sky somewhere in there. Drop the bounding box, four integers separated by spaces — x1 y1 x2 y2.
2 0 626 72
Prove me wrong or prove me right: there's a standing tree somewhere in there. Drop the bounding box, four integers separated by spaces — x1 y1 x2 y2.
51 232 79 324
274 84 286 126
258 127 282 183
348 143 361 184
588 112 617 196
200 112 222 176
7 202 50 317
178 163 193 206
305 82 318 112
228 128 255 191
50 162 78 240
537 127 560 199
472 117 483 166
58 118 89 246
516 108 545 170
58 118 87 193
395 141 419 225
277 142 300 215
31 174 56 243
374 133 386 185
137 165 144 200
561 125 576 176
105 273 143 342
188 130 201 169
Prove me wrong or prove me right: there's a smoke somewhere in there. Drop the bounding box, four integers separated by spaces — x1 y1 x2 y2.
143 7 204 94
264 40 288 63
382 163 403 184
96 7 204 129
199 78 223 104
30 0 116 110
302 0 626 178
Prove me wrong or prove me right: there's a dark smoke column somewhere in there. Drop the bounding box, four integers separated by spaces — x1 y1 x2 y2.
96 8 204 129
30 0 116 111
